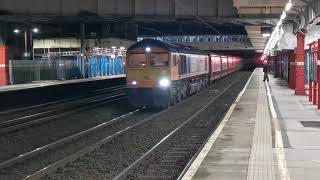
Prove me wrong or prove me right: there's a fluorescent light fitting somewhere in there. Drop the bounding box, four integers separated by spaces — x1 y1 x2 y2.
285 2 293 11
262 33 271 38
281 11 286 20
32 28 39 33
277 20 282 27
13 29 20 34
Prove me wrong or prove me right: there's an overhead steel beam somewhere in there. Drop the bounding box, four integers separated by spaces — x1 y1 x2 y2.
301 13 320 32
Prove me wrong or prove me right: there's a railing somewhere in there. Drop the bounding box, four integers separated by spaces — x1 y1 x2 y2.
138 35 249 44
6 57 126 85
8 60 82 85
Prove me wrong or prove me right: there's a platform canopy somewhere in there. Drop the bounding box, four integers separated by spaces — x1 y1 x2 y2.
0 0 311 53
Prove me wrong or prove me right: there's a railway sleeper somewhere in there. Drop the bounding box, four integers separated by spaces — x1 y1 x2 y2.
156 159 185 164
162 155 187 159
165 151 190 155
135 175 177 180
149 164 181 168
144 168 181 174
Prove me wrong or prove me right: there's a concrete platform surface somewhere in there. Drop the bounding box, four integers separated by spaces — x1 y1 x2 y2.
183 68 320 180
0 74 125 92
270 75 320 180
182 69 282 180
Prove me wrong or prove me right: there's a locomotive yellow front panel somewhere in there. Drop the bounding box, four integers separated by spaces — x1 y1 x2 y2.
126 53 171 89
127 68 170 88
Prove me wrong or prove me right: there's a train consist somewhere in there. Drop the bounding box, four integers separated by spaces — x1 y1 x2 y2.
126 39 242 108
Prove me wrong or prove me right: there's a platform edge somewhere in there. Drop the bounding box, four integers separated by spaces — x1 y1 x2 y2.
181 69 256 180
265 81 291 180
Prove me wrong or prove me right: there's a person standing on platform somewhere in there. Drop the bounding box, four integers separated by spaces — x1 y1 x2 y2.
263 61 269 82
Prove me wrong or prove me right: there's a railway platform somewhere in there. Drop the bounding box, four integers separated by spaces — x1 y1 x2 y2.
182 68 320 180
0 74 125 93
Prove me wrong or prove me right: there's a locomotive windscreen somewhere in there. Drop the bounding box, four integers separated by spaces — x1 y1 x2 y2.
128 54 147 68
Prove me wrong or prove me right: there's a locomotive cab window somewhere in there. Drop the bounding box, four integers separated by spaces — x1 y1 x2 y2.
171 55 177 66
128 54 147 68
150 54 169 67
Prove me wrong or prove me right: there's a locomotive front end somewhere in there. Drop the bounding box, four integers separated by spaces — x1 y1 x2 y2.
126 43 174 108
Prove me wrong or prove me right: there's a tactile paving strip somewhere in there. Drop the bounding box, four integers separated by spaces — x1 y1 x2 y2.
246 75 276 180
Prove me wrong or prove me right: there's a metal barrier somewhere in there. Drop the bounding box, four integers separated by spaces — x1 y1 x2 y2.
309 41 319 106
270 50 297 89
305 50 310 86
8 60 82 84
86 55 125 78
276 50 293 83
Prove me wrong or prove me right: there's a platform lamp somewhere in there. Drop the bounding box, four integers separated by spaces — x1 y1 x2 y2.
13 27 39 60
261 27 272 38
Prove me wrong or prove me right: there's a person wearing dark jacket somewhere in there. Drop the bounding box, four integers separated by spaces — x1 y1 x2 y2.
263 63 269 82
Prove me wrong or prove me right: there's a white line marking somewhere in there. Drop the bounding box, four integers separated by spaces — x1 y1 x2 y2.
181 69 256 180
265 81 291 180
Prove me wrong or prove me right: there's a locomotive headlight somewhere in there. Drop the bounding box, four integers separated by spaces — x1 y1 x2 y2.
159 78 170 87
145 47 151 53
131 80 137 86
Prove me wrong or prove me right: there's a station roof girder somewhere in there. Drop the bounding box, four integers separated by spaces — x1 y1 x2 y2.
0 0 237 18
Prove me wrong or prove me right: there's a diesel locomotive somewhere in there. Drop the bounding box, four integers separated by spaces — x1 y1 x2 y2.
126 39 242 108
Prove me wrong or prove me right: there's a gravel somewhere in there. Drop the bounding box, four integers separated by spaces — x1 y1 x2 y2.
0 87 126 122
39 71 251 180
0 106 158 180
0 95 132 163
128 71 252 179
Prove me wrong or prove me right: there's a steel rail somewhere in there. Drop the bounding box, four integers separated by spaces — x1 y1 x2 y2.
177 72 253 180
0 108 142 170
113 77 240 180
0 85 126 115
0 92 127 129
22 106 175 180
0 93 127 134
21 74 240 180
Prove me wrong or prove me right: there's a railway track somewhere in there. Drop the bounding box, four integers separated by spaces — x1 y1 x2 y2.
0 85 127 134
0 107 160 180
0 108 142 170
114 74 244 180
0 85 126 117
0 84 136 179
21 108 166 180
0 71 251 180
15 72 251 180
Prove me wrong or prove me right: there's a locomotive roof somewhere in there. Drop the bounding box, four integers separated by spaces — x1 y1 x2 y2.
127 39 206 55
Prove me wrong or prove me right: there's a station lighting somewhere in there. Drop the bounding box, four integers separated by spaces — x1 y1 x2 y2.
281 11 287 20
120 47 125 50
285 1 293 11
13 29 20 34
262 33 271 38
277 20 283 27
32 28 39 33
263 0 293 55
111 46 116 49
